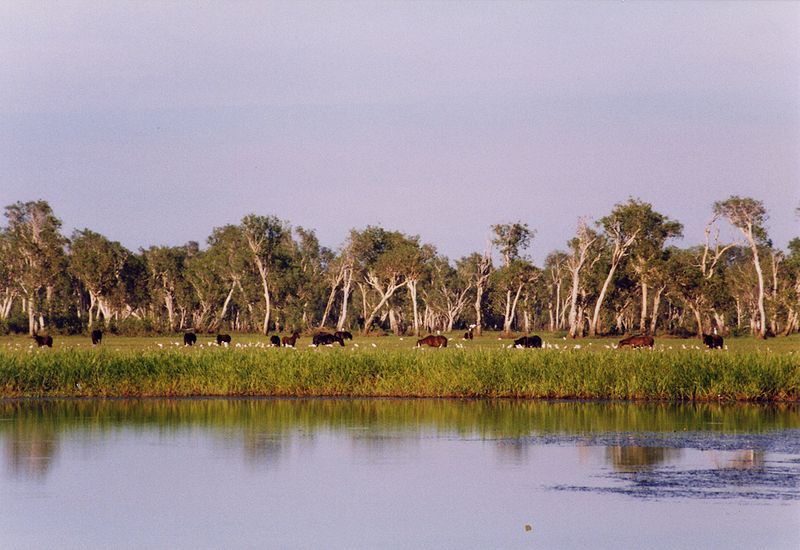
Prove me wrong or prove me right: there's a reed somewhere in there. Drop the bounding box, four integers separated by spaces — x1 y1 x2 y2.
0 345 797 401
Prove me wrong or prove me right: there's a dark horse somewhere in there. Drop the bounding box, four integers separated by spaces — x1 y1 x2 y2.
416 335 448 348
334 331 353 341
282 331 300 347
514 335 542 348
217 334 232 346
702 334 724 349
270 335 281 347
463 329 474 340
618 335 654 349
32 333 53 348
313 332 345 346
183 332 197 346
91 329 103 345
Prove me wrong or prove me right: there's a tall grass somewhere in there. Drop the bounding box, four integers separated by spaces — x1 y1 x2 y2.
0 346 797 401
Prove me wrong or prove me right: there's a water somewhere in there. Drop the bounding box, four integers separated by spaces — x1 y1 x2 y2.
1 399 798 549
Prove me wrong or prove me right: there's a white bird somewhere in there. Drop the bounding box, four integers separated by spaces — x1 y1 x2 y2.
573 344 581 350
371 343 377 348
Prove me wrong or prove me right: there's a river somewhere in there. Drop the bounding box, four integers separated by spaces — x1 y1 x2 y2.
1 399 797 548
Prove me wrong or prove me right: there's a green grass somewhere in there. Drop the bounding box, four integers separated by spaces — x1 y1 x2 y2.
0 332 797 401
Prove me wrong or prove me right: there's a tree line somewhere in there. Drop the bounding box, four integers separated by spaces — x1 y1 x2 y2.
1 196 798 339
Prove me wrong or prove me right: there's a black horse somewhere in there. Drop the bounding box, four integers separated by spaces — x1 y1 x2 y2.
91 329 103 345
32 333 53 348
702 334 724 349
313 332 345 346
183 332 197 346
270 335 281 347
514 335 542 348
334 331 353 341
217 334 232 346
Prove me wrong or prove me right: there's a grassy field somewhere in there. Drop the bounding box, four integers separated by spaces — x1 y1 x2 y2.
0 332 798 401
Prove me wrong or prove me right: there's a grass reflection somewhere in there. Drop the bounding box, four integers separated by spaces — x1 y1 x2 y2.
0 399 797 479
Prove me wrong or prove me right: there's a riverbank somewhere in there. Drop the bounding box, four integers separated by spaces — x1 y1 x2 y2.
1 342 797 400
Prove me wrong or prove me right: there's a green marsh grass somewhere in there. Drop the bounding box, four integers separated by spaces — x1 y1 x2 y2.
1 333 797 400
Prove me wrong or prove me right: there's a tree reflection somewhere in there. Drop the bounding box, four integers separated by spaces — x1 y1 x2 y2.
606 445 681 472
0 399 795 479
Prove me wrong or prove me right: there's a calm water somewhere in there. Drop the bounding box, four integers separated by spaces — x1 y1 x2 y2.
0 399 798 549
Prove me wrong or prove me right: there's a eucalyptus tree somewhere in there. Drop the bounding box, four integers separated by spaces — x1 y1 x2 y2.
398 239 435 337
69 229 131 328
543 251 569 332
491 222 534 334
589 203 642 336
144 245 192 331
0 230 17 321
491 259 540 334
456 251 492 335
714 196 770 338
184 250 223 331
204 225 251 331
565 219 600 338
664 247 710 335
518 266 546 333
423 255 472 332
241 214 288 334
783 238 800 334
618 200 683 332
349 226 417 334
280 227 330 330
3 201 68 334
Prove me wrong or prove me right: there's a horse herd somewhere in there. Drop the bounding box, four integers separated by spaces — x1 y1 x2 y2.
28 330 725 350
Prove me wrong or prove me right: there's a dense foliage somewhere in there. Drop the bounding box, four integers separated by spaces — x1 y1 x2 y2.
1 197 798 338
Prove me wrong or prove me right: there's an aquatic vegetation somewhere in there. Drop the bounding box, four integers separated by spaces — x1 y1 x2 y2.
0 342 797 401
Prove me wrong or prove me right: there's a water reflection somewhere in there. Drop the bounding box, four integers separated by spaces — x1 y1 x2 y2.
606 445 681 472
1 399 798 550
1 399 797 482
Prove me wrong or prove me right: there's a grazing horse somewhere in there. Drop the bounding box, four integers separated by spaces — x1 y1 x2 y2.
91 329 103 346
32 333 53 348
514 335 542 348
416 335 448 348
217 334 232 346
282 331 300 347
270 335 281 347
463 330 474 340
183 332 197 346
618 335 654 349
702 334 724 349
313 332 345 346
334 330 353 341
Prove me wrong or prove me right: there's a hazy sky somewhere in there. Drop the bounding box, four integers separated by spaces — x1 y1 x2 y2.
2 1 798 261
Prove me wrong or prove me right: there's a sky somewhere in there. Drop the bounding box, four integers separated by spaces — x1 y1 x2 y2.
1 1 798 262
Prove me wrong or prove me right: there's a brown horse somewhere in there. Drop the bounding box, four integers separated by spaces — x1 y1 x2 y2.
282 331 300 347
618 335 654 349
416 335 448 348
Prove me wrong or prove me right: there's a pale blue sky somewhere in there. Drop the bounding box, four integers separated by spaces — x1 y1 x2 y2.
1 1 798 260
